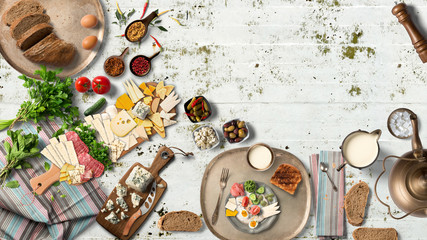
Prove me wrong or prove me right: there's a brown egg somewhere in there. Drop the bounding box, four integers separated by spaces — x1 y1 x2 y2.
82 36 98 50
81 14 98 28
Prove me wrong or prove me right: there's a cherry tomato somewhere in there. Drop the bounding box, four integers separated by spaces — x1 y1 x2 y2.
92 76 111 95
75 77 91 93
250 205 260 215
242 196 249 207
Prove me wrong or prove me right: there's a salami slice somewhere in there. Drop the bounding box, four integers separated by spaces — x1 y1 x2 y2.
78 152 104 178
66 131 89 156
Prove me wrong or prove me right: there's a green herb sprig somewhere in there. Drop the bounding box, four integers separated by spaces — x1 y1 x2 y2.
0 66 80 136
113 8 135 28
73 124 112 171
0 130 40 187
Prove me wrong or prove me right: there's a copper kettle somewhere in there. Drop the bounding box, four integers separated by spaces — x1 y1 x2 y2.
375 112 427 219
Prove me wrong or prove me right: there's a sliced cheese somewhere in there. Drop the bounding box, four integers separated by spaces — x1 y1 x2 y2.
129 79 144 100
46 145 64 167
93 114 101 120
127 135 138 150
116 94 135 110
143 96 152 105
49 137 59 145
41 148 60 168
153 125 166 138
163 119 177 127
148 85 156 93
156 81 165 94
55 142 70 165
134 125 149 141
111 110 138 137
160 91 181 113
103 119 115 144
143 88 154 97
92 118 108 143
84 115 94 123
64 141 79 166
139 82 148 91
58 135 67 143
123 81 137 103
225 199 237 211
101 113 110 120
165 85 174 96
148 113 163 128
106 105 118 119
160 110 176 120
141 119 153 128
158 88 167 100
151 98 160 113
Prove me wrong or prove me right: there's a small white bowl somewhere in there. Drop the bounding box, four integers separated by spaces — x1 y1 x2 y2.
192 125 220 151
223 119 250 144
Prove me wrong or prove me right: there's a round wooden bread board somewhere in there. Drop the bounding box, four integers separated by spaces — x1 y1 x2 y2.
200 147 312 240
0 0 105 79
115 82 177 160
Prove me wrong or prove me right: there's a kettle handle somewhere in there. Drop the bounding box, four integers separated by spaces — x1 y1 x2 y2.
410 114 425 160
374 155 427 220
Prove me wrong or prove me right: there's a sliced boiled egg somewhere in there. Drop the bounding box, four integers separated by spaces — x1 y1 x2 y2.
240 209 249 219
248 220 258 229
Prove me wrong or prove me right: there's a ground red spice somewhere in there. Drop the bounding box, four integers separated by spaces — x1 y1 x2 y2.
131 57 150 76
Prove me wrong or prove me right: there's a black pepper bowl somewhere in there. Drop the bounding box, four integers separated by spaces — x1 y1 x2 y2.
184 96 212 123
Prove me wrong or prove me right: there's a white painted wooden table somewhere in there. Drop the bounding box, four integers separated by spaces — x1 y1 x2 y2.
1 0 427 239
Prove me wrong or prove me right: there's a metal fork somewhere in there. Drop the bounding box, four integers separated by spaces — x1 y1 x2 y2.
211 168 229 225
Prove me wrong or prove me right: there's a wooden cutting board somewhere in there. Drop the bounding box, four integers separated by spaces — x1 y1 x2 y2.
96 146 175 240
115 82 177 160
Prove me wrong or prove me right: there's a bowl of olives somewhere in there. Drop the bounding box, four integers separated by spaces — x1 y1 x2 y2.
223 119 250 144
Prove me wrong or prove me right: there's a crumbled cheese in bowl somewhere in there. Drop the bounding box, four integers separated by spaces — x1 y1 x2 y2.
193 126 219 150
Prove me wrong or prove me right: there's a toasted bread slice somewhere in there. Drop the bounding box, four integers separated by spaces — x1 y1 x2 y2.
270 164 302 195
345 181 369 226
353 228 398 240
157 211 202 232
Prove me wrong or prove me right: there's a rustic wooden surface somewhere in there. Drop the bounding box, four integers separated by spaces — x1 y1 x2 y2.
1 0 427 239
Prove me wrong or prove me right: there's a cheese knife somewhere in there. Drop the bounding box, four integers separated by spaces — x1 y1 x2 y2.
123 181 157 236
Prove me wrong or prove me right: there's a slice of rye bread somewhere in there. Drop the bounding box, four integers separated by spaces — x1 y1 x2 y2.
2 0 44 26
157 211 203 232
344 181 369 226
270 164 302 195
10 13 50 40
353 228 398 240
24 33 75 66
16 23 53 51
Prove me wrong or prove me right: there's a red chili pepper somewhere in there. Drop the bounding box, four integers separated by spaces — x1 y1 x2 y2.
201 116 207 120
150 35 162 50
201 101 204 111
185 113 195 117
140 0 149 19
191 98 202 108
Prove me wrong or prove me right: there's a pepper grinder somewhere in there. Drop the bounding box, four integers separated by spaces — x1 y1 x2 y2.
392 3 427 63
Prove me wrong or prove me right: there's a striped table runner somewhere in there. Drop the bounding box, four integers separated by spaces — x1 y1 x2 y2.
314 151 345 237
0 121 107 240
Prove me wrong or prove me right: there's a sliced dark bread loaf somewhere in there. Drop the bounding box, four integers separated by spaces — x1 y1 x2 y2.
157 211 202 232
353 228 398 240
10 13 50 40
24 33 75 66
2 0 44 26
16 23 53 50
345 181 369 226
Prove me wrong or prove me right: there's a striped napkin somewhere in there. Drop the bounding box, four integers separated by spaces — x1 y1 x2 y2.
0 121 107 240
310 151 345 238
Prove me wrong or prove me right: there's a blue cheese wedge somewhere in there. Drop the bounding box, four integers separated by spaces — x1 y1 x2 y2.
130 192 142 208
116 184 127 197
120 212 129 220
125 166 153 193
105 212 120 224
106 199 114 211
132 101 151 120
116 196 128 211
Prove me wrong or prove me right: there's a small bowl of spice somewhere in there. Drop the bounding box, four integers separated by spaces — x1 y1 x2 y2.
125 11 158 42
104 47 128 77
184 96 212 123
130 51 160 77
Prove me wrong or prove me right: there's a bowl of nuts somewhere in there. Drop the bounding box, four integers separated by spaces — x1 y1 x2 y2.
193 125 220 150
223 119 250 144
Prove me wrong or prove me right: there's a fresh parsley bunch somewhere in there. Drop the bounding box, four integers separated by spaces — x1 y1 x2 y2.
0 129 40 187
0 66 79 135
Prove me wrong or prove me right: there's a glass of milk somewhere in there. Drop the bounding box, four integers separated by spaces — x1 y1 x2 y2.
337 129 382 171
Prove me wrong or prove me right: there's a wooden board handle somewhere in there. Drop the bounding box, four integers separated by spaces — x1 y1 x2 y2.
123 209 142 236
392 3 427 63
30 164 61 195
148 146 174 178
